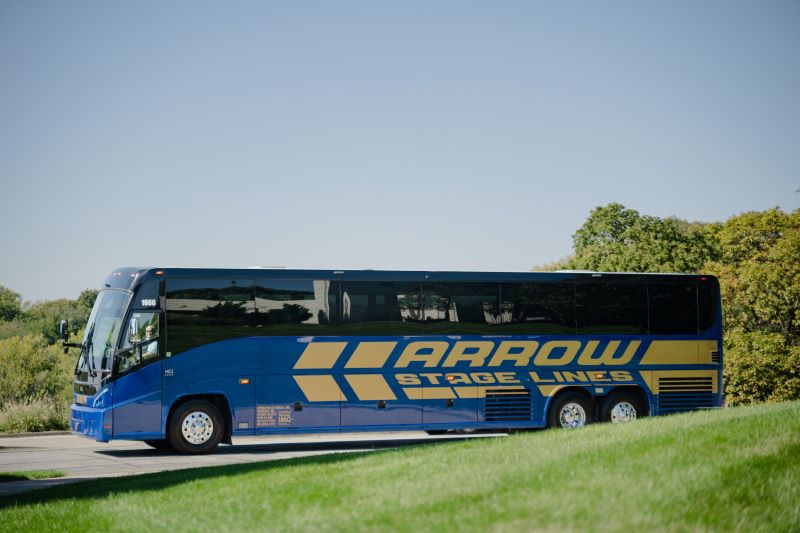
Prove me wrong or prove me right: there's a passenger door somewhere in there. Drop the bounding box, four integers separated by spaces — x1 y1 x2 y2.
112 310 163 439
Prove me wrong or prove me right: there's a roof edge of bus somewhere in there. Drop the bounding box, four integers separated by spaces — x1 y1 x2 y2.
133 267 707 278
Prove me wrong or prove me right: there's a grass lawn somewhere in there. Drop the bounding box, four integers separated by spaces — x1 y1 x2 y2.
0 471 65 483
1 401 798 532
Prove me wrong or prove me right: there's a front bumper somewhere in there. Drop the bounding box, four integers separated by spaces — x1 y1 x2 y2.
71 404 113 442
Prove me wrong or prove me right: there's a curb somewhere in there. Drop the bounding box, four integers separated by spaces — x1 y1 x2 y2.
0 430 71 439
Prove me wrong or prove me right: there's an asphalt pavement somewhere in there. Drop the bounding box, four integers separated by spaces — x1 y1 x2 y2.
0 430 503 496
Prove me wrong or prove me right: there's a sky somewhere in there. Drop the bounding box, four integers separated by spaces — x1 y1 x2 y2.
1 1 799 302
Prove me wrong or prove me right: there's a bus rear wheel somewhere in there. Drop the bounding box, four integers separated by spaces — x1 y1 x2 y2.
168 400 224 454
601 390 645 424
548 392 594 429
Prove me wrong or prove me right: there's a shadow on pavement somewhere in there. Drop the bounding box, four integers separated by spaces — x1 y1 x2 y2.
94 435 479 458
0 449 378 509
0 436 487 508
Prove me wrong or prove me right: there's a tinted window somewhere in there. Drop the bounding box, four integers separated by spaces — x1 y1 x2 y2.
116 311 160 375
649 283 698 334
500 282 575 334
254 279 338 335
422 283 499 334
166 278 255 355
576 282 647 334
339 282 422 335
698 278 719 332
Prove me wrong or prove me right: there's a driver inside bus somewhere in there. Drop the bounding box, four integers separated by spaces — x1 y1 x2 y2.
142 324 158 360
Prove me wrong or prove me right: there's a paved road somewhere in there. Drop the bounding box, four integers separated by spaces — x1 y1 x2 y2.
0 431 503 496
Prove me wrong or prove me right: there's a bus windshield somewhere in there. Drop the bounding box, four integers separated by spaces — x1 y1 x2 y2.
75 290 129 388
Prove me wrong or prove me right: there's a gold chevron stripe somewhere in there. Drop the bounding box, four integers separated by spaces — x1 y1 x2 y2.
294 342 347 369
344 374 397 401
293 375 345 401
345 342 397 368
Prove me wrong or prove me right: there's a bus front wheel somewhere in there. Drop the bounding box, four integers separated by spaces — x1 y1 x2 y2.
548 392 594 429
168 400 224 454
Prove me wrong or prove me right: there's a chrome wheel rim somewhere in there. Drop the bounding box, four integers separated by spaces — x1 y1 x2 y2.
610 402 637 423
181 411 214 445
559 402 587 428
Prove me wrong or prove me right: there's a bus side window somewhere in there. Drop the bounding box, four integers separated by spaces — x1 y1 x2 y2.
165 278 255 356
500 282 576 334
649 283 698 335
576 282 647 335
698 278 719 332
254 279 338 335
339 281 422 335
422 282 499 335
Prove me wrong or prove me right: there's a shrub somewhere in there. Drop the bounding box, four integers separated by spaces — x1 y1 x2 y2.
0 334 74 407
0 398 68 432
724 330 800 405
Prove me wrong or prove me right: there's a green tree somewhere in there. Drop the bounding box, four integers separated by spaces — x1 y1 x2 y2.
568 203 716 273
76 289 98 310
704 208 800 342
555 204 800 406
22 297 93 344
723 331 800 405
703 208 800 405
0 285 21 321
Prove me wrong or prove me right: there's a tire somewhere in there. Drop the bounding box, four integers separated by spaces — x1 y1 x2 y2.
547 392 594 429
143 439 172 451
600 390 645 424
168 400 224 454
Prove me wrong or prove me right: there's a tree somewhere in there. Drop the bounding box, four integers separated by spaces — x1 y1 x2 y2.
704 208 800 343
568 203 717 273
553 203 800 406
22 298 93 344
76 289 99 310
0 285 21 321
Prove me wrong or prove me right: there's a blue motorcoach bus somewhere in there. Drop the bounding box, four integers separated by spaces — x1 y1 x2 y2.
64 267 723 453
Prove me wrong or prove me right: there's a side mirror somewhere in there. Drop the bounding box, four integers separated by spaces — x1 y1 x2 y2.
129 317 139 342
58 319 69 341
60 319 83 354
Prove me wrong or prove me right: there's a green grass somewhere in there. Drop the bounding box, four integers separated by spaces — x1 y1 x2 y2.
0 471 65 483
1 402 799 532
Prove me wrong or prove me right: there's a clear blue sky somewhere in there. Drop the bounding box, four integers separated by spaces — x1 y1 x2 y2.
1 1 798 302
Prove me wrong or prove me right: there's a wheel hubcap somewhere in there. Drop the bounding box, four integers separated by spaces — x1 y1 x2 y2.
610 402 637 423
559 402 587 428
181 411 214 445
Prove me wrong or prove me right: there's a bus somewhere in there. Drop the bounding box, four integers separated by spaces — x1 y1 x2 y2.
64 267 723 453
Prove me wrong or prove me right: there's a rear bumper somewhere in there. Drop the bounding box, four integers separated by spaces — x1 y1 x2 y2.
71 404 113 442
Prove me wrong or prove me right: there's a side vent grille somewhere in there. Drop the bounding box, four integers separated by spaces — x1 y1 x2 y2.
711 351 721 364
658 377 714 414
484 388 532 421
